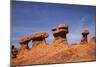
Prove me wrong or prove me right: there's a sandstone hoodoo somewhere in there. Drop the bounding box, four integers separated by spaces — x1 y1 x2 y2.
80 28 89 45
29 32 49 47
19 36 30 50
11 24 96 66
52 24 68 45
12 45 18 58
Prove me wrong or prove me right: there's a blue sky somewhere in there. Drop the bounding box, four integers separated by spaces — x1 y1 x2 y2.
11 1 96 47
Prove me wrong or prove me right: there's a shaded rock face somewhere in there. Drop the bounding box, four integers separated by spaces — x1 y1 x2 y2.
19 36 30 50
52 24 68 45
80 28 89 45
29 32 49 47
11 45 18 58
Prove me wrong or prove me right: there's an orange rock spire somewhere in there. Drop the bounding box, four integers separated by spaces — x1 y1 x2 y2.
52 24 68 45
80 28 89 45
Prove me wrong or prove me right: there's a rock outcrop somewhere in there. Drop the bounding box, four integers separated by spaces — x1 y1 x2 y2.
17 36 31 57
29 32 49 47
89 36 96 46
52 24 68 45
19 36 30 50
11 45 18 58
80 28 89 45
11 24 96 66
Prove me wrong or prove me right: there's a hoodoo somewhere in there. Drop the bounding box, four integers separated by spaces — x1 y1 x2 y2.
11 24 96 65
29 32 49 47
52 24 69 45
80 28 89 45
19 36 30 50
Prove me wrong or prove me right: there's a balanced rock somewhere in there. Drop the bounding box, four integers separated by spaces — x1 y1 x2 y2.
52 24 68 45
11 24 96 66
19 36 30 50
80 28 89 45
29 32 49 47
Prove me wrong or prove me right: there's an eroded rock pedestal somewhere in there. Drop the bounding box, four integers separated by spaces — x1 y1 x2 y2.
29 32 49 48
19 36 30 50
52 24 69 45
17 36 30 56
11 24 96 66
80 28 89 45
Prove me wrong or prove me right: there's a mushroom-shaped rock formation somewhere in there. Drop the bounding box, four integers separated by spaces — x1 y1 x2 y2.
19 36 30 50
29 32 49 47
11 45 18 58
52 24 68 45
80 28 89 45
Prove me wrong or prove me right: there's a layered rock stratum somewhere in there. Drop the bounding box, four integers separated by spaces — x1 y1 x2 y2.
11 24 96 66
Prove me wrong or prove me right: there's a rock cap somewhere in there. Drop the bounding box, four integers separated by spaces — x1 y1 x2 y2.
19 36 30 44
29 32 49 40
58 24 68 29
82 28 89 34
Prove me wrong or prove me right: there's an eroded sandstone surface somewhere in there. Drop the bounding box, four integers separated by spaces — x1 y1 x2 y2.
11 24 96 66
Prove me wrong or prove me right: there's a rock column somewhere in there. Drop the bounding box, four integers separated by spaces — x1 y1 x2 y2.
80 28 89 45
52 24 69 45
29 32 49 47
19 36 30 50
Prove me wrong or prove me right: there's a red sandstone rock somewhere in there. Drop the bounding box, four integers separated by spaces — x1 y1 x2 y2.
89 36 96 46
19 36 30 50
29 32 49 47
52 24 68 45
11 24 96 66
19 36 30 44
80 28 89 45
29 32 49 40
12 45 18 58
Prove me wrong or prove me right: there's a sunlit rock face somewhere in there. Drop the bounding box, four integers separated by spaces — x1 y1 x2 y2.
89 36 96 46
29 32 49 47
80 28 89 45
11 24 96 66
16 36 31 58
19 36 30 50
52 24 68 45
